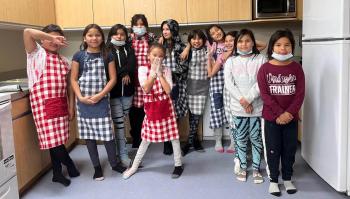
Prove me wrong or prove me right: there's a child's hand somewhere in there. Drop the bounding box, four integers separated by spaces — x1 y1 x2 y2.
276 112 293 125
79 96 94 105
239 97 250 109
244 104 253 114
122 75 131 85
180 48 189 61
156 64 163 77
90 93 104 104
158 36 164 45
52 35 68 48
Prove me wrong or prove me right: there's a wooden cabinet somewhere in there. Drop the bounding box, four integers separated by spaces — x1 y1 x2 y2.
0 0 55 26
11 95 77 193
93 0 125 26
297 0 303 20
187 0 218 23
155 0 187 24
219 0 252 21
124 0 156 26
55 0 93 28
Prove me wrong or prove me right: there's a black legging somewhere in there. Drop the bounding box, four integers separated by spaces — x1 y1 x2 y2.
129 106 145 148
49 144 75 175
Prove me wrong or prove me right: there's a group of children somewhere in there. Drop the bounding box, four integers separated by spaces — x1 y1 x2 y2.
24 13 304 197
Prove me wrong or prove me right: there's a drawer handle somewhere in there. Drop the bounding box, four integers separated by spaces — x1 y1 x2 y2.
0 186 11 199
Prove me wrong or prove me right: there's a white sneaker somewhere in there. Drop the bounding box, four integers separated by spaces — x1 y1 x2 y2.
234 157 240 175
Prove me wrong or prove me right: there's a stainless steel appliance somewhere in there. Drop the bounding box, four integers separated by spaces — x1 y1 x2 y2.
253 0 296 19
0 93 19 199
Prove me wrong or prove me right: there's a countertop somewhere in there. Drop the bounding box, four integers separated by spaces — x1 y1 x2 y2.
0 78 29 102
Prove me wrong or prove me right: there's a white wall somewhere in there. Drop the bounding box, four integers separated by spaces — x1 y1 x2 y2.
60 21 302 59
0 21 302 81
0 29 27 81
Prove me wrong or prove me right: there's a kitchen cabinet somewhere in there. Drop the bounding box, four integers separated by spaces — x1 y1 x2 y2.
155 0 187 24
93 0 125 26
297 0 303 20
219 0 252 21
55 0 93 28
187 0 219 23
124 0 156 26
0 0 55 26
11 94 77 194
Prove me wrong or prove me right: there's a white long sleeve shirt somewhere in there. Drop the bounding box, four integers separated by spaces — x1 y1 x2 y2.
224 54 267 117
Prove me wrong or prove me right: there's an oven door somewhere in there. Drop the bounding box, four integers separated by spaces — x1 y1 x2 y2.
0 98 16 186
254 0 296 19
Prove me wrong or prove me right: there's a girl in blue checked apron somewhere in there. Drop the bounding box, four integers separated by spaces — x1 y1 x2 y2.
71 24 126 181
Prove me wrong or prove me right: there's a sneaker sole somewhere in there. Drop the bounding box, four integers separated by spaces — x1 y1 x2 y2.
94 177 105 181
254 179 264 184
236 177 247 182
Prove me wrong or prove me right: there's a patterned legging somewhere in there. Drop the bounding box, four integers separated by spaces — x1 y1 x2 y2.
188 112 201 145
231 116 263 170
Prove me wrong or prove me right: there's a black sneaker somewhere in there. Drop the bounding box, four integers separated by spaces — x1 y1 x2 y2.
181 143 191 156
112 163 127 173
52 173 71 187
193 140 205 152
171 166 184 179
93 166 104 181
163 141 173 155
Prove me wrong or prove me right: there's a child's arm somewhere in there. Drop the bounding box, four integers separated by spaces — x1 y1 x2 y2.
70 61 94 104
256 40 267 51
285 65 305 118
180 43 191 61
122 48 137 85
224 59 244 101
244 57 267 104
90 61 117 103
23 28 67 53
67 71 75 121
257 66 285 119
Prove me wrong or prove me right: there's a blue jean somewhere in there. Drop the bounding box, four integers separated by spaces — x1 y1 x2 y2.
110 96 133 161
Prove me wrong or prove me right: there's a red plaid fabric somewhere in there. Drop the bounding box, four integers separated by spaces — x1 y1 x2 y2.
29 50 70 149
141 66 179 142
131 33 155 108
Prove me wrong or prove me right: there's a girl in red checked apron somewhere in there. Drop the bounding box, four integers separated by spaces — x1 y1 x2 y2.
24 25 79 187
123 44 184 179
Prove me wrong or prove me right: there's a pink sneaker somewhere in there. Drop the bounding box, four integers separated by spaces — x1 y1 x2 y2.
215 147 224 153
226 148 235 153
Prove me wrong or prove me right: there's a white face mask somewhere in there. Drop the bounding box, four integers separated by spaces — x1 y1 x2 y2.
133 27 146 36
110 38 125 47
272 52 293 61
237 49 253 56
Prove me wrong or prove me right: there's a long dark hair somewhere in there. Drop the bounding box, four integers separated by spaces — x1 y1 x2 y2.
233 29 259 56
267 29 295 60
206 24 225 45
80 24 107 59
106 24 129 50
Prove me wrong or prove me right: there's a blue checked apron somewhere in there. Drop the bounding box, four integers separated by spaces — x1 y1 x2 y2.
209 43 227 129
76 52 114 141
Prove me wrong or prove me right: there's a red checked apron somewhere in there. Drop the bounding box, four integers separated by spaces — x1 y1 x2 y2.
30 50 69 150
141 66 179 143
131 33 150 108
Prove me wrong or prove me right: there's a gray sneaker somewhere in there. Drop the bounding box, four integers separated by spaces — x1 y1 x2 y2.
253 170 264 184
236 169 247 182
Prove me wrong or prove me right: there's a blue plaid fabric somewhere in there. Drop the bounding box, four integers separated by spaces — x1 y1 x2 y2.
76 52 114 141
